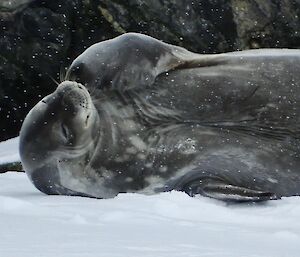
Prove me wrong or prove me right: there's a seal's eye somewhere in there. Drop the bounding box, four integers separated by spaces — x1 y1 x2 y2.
61 123 69 141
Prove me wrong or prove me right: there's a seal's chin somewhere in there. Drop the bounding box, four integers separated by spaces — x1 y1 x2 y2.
19 81 100 181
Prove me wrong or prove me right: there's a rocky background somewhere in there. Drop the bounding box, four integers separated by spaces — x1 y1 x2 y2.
1 0 300 141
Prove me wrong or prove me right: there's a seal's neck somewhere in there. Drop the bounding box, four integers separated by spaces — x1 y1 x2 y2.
88 101 122 167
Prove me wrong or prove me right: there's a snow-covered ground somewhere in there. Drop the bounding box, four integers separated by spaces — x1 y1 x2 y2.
0 137 20 164
1 138 300 257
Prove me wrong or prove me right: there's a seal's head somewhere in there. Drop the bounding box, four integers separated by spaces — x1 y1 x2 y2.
19 81 100 194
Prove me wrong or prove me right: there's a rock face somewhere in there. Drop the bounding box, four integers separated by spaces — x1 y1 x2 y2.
1 0 300 141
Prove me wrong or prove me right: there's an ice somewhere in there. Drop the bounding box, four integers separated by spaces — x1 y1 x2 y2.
0 138 300 256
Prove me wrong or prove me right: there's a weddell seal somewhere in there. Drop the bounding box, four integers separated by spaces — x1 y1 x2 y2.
19 33 300 202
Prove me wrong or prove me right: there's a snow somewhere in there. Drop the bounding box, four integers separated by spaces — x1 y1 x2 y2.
0 137 20 164
1 138 300 257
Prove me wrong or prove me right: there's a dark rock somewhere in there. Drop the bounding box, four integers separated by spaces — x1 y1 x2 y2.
0 0 300 141
0 161 23 173
0 0 74 140
0 0 35 12
98 0 237 53
232 0 300 49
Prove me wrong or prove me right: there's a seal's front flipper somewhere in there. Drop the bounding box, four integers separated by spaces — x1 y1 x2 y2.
182 178 278 202
66 33 225 91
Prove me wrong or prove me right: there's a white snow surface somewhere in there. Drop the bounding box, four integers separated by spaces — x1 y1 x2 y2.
0 137 20 164
1 138 300 257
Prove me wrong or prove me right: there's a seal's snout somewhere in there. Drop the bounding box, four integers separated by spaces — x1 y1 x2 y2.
55 81 91 112
57 80 87 94
58 80 85 90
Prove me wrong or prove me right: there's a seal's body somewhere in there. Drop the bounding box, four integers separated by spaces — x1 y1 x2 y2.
20 33 300 201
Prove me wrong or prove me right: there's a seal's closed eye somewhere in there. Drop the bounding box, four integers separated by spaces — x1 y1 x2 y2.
61 123 69 141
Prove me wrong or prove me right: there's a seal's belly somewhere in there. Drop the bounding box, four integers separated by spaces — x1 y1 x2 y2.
90 121 300 196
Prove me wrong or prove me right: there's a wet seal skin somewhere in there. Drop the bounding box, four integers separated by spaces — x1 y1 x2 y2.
20 33 300 202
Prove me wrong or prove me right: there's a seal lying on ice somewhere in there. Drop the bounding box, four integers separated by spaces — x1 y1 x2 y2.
20 33 300 201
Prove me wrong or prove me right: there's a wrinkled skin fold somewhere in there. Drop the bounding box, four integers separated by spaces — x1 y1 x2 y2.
20 33 300 202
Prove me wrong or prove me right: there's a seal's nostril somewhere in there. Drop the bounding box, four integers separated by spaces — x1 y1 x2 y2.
85 114 90 126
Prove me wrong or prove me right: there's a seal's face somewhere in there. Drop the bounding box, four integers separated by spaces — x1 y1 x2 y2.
19 81 100 193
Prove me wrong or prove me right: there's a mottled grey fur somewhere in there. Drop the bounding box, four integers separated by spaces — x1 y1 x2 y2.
20 33 300 202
